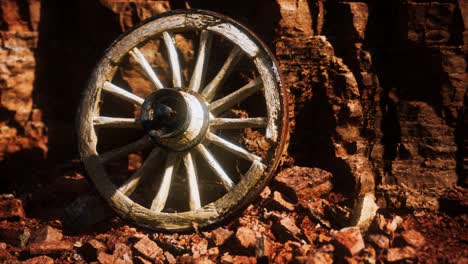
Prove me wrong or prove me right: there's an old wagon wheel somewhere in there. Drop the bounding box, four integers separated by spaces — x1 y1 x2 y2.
78 10 288 231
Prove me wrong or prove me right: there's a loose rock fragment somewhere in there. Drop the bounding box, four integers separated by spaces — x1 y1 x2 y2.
386 246 416 262
235 227 256 249
191 238 208 257
274 167 333 203
22 255 54 264
221 254 257 264
113 243 133 263
0 198 25 220
80 239 107 261
0 222 30 247
134 256 152 264
332 226 365 256
164 251 177 264
27 241 74 255
30 226 63 243
401 230 425 248
207 228 233 246
267 191 295 211
385 215 403 234
133 236 162 261
367 234 390 249
271 216 301 242
255 234 273 261
351 193 378 231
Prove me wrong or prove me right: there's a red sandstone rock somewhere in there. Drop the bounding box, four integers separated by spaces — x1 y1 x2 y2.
255 234 273 261
235 227 256 249
0 198 25 220
221 254 257 264
386 246 417 262
80 239 107 261
367 234 390 249
191 238 208 257
30 226 63 243
134 256 151 264
401 230 426 248
0 248 14 263
113 243 133 264
207 228 233 247
27 241 73 255
271 216 301 242
0 221 30 247
274 167 333 203
133 236 162 261
164 251 176 264
333 226 365 256
267 191 295 211
22 255 54 264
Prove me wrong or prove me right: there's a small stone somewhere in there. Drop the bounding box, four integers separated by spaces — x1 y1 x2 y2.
0 198 25 220
255 234 273 261
259 186 272 200
191 238 208 257
351 193 378 231
30 226 63 243
97 252 114 264
208 247 220 262
333 226 365 256
271 216 301 242
385 215 403 234
80 239 107 261
267 191 295 211
134 256 152 264
27 241 74 255
0 222 30 247
209 228 233 246
367 234 390 249
373 214 387 232
235 227 256 249
274 167 333 203
221 254 256 264
164 251 177 264
300 216 316 244
401 230 425 248
22 255 54 264
133 236 162 261
0 248 14 262
113 243 133 263
386 247 416 262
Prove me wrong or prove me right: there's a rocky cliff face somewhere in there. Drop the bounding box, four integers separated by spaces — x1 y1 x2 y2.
0 0 466 200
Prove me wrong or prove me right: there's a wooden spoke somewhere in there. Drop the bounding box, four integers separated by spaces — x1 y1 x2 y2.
195 144 234 190
201 47 243 102
162 31 183 88
209 77 262 115
205 132 262 163
118 147 163 196
190 30 212 92
151 152 179 212
129 47 164 90
100 135 153 163
210 117 267 129
183 152 201 210
103 81 144 105
93 116 140 128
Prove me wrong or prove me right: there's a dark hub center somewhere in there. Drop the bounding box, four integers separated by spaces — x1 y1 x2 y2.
141 89 190 139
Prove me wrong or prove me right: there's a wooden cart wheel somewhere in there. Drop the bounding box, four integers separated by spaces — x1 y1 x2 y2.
78 10 288 231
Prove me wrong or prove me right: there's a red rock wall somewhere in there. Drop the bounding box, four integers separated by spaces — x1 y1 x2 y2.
0 0 465 196
0 0 46 162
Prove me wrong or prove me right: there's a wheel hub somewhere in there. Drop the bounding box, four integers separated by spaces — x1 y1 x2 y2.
141 88 209 151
